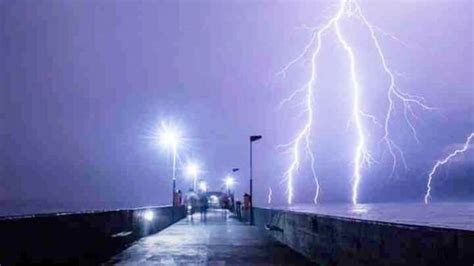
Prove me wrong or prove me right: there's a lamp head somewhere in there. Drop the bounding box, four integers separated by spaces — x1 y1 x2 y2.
225 176 235 188
186 162 199 177
157 121 181 150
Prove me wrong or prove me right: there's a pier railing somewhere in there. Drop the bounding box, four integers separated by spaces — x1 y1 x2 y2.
252 207 474 265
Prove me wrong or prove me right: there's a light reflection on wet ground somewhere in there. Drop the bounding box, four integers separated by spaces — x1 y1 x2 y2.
108 209 312 265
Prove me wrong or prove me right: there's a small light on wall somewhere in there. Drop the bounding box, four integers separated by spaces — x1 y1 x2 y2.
144 210 155 222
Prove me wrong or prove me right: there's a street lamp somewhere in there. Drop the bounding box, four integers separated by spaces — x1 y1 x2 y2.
158 121 181 206
185 162 199 192
249 135 262 225
230 168 239 193
225 175 235 192
228 168 239 213
198 180 208 192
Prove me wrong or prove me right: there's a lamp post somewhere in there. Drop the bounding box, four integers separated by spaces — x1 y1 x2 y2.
225 175 235 212
225 175 235 193
249 135 262 225
158 122 181 206
229 168 239 213
230 168 239 194
231 168 239 195
185 162 199 192
172 145 177 205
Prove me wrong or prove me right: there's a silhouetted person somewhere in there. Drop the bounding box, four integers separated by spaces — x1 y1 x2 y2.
173 190 180 206
243 193 251 210
177 190 182 206
230 193 235 212
199 194 207 221
235 200 242 219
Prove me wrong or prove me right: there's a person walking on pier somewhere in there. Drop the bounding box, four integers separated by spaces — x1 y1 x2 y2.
199 194 208 221
235 200 242 219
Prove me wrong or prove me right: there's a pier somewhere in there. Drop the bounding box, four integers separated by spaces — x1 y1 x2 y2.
1 205 473 265
108 209 310 265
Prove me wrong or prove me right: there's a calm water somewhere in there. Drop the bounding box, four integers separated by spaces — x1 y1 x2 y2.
272 202 474 231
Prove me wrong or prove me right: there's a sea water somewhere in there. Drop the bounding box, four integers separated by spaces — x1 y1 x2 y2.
272 202 474 231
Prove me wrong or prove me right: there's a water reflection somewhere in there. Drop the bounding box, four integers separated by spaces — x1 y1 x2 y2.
350 204 369 215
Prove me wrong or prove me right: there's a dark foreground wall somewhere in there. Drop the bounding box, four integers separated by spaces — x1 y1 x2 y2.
253 207 474 266
0 206 185 265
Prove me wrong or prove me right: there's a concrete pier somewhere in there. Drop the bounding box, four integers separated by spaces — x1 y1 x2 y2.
108 209 311 265
0 206 185 264
253 207 474 266
2 205 472 265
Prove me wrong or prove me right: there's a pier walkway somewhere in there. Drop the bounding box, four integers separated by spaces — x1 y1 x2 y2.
107 209 312 265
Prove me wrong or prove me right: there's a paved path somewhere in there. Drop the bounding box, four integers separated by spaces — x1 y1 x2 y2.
108 209 312 265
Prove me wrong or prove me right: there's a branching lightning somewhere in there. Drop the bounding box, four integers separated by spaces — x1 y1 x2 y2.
424 133 474 204
356 10 434 178
280 0 432 205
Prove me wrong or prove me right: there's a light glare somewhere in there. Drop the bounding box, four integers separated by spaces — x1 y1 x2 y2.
157 121 181 150
144 210 154 222
186 162 199 177
198 180 207 192
225 176 234 189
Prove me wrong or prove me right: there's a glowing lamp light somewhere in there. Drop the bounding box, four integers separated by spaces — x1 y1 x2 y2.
225 176 235 190
198 180 207 192
144 210 155 222
185 162 200 191
157 121 182 151
159 129 180 150
185 162 199 177
210 195 219 204
155 120 182 202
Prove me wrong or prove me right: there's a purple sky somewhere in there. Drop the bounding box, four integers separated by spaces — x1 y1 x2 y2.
0 0 472 213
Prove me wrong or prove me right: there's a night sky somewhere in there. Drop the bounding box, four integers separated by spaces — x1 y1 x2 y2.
1 0 472 214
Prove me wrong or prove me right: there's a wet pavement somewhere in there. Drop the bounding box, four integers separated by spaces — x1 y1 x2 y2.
107 209 313 265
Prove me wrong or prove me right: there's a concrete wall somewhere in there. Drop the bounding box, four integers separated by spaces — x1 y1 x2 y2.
0 206 185 265
254 207 474 266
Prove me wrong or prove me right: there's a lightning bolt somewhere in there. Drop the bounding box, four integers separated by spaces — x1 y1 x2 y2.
355 8 434 179
424 133 474 204
280 0 432 205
